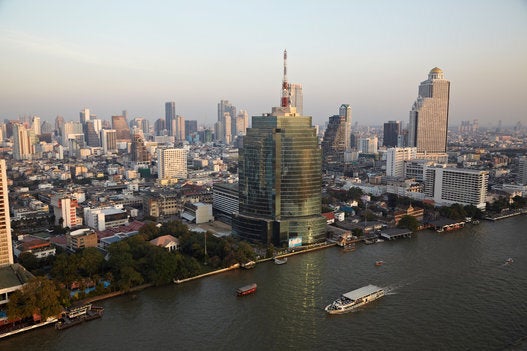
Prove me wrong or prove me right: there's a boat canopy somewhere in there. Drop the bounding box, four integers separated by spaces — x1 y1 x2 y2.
342 284 383 301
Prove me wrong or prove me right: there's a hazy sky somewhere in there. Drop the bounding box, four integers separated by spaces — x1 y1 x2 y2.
1 0 526 128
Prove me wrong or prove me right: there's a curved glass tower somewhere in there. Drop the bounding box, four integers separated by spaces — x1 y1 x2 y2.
232 106 326 246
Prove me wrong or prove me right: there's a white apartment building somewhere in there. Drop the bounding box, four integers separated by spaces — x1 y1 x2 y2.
386 147 417 178
84 206 129 231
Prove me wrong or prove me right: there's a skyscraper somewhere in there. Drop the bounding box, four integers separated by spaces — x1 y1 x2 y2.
383 120 401 147
321 105 352 167
111 115 131 142
408 67 450 153
185 120 198 140
80 108 90 124
165 101 176 136
0 159 13 266
101 129 117 154
13 123 32 160
232 51 326 246
290 83 303 115
176 115 185 142
218 100 236 142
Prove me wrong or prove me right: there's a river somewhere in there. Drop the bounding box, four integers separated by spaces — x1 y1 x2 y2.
3 216 527 351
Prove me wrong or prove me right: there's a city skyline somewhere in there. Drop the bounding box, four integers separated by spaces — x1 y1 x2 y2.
1 1 526 127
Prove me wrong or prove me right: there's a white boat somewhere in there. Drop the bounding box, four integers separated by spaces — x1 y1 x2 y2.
273 257 288 265
325 284 385 314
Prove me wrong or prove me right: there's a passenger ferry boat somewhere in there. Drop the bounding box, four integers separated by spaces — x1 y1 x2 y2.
325 284 385 314
55 304 104 330
273 257 287 265
236 283 257 296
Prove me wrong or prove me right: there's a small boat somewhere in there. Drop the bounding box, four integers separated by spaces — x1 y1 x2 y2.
342 243 356 252
505 257 514 264
325 284 385 314
237 283 257 296
241 261 256 269
375 260 384 266
273 257 288 265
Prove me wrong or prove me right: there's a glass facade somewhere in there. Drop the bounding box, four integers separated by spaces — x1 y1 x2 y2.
233 109 326 246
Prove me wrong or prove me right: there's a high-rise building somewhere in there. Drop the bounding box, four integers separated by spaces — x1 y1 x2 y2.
51 195 79 228
13 123 33 160
519 157 527 185
62 121 84 146
55 115 65 136
424 165 488 210
176 115 185 142
232 52 326 246
185 120 198 140
386 147 417 178
236 110 249 136
154 118 166 136
0 159 13 266
157 148 188 180
290 83 303 115
131 133 150 162
85 121 101 147
101 129 117 154
111 115 131 142
408 67 450 153
218 100 236 142
80 108 90 124
383 121 401 147
31 116 41 136
321 104 352 167
233 104 327 246
165 102 176 136
358 137 378 154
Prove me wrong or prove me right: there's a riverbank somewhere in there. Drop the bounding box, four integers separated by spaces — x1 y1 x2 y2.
484 209 527 221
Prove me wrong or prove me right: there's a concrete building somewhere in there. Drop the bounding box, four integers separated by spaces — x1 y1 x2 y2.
0 160 13 267
101 129 117 154
519 156 527 185
386 147 417 178
13 123 33 160
212 182 239 218
358 137 378 154
289 83 303 115
424 165 488 209
158 148 187 181
182 202 213 224
150 235 179 252
111 115 131 142
67 228 98 251
408 67 450 153
84 206 129 231
51 195 80 228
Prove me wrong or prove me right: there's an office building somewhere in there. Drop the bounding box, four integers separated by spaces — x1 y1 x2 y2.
154 118 166 136
358 137 378 154
408 68 450 153
80 108 90 124
185 120 198 140
0 160 13 266
158 148 188 180
111 115 131 142
218 100 236 142
321 105 352 166
383 120 401 147
131 133 150 162
165 101 176 136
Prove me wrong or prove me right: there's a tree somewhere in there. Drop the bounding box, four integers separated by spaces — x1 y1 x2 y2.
7 276 62 321
18 252 39 271
397 215 419 232
79 247 104 278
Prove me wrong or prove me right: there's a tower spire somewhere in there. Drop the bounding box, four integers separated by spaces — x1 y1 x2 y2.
281 49 290 108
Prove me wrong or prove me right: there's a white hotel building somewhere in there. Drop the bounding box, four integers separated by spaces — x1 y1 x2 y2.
424 165 489 210
158 147 188 181
386 147 417 178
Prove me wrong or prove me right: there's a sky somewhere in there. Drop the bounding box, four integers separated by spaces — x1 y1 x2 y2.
1 0 526 128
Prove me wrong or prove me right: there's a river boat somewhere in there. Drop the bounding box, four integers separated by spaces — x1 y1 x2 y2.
273 257 288 265
375 260 384 266
241 261 256 269
325 284 385 314
55 304 104 330
237 283 257 296
505 257 514 264
342 243 356 252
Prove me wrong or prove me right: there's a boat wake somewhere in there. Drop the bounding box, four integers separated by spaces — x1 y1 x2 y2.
383 281 413 295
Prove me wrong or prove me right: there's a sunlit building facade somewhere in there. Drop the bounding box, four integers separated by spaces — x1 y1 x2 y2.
232 106 326 246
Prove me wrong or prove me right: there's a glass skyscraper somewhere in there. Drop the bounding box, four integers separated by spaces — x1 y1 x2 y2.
232 106 326 247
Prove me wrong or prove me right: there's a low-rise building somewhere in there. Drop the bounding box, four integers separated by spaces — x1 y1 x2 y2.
67 228 98 251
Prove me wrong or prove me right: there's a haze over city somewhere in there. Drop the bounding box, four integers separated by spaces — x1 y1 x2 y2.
1 0 526 127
